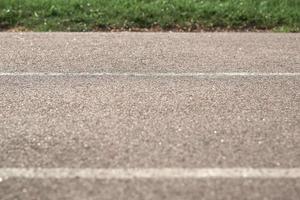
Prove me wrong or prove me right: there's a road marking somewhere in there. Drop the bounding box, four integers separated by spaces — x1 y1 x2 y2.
0 72 300 77
0 168 299 179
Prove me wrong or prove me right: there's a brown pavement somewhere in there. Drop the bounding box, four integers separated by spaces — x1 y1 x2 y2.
0 33 299 200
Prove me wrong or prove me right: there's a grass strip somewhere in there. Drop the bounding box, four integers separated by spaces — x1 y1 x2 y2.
0 0 299 32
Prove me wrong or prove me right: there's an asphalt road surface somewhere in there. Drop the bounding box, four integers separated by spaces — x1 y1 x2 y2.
0 33 299 200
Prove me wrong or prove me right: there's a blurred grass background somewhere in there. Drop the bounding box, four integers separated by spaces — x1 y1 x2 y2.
0 0 299 32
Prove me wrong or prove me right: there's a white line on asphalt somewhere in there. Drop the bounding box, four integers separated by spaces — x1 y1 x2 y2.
0 168 300 179
0 72 300 77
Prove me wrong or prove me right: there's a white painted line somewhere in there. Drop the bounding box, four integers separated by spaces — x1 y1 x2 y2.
0 72 299 77
0 168 299 179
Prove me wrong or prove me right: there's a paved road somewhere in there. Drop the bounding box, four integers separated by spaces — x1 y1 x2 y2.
0 33 299 200
1 33 299 73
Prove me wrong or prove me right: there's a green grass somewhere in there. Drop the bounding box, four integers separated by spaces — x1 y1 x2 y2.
0 0 299 32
